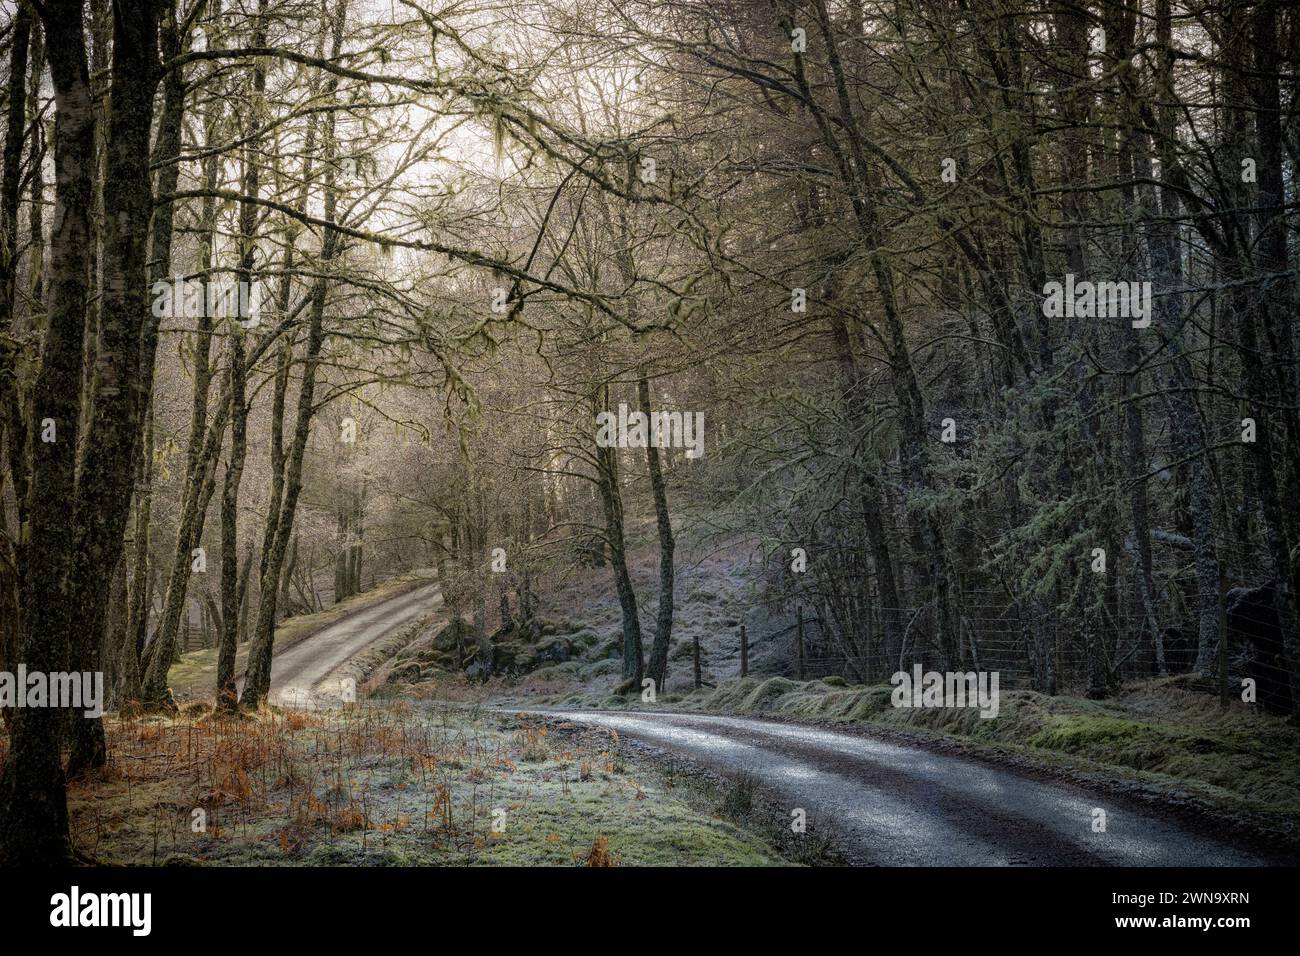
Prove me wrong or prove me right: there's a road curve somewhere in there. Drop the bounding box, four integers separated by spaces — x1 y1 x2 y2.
251 582 441 707
536 710 1275 866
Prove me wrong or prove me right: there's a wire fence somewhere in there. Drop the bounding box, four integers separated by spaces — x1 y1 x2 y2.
776 587 1293 708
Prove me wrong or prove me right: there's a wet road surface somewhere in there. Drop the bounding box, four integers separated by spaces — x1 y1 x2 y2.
538 710 1273 866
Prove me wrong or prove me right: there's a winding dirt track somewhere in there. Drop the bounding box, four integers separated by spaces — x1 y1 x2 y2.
536 710 1279 866
243 587 1281 866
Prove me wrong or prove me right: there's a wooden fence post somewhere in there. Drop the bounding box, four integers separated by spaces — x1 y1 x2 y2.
796 605 805 680
693 634 701 689
740 624 748 678
1218 576 1229 709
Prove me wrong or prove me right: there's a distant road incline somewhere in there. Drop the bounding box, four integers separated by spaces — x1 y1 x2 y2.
240 582 442 707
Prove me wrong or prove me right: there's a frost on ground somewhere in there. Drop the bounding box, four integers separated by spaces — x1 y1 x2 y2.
380 534 796 701
61 702 790 866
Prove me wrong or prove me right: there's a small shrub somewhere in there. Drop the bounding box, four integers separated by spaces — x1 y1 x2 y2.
721 773 755 819
515 725 549 762
585 835 618 866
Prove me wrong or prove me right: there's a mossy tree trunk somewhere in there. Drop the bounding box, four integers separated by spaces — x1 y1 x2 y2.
639 375 675 694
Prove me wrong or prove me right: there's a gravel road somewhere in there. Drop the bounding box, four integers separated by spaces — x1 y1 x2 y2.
247 582 441 707
538 710 1277 866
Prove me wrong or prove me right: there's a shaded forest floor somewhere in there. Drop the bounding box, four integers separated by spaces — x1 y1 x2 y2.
61 702 794 866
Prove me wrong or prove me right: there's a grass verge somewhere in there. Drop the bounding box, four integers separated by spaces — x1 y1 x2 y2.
66 701 791 866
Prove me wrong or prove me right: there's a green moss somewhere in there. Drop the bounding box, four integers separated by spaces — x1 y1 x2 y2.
1031 715 1163 752
579 658 621 681
568 629 600 650
663 676 1300 819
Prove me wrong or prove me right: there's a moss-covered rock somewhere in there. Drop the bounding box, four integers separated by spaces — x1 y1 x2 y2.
432 617 481 652
535 635 575 665
572 659 611 681
386 660 424 684
492 641 526 673
568 629 600 652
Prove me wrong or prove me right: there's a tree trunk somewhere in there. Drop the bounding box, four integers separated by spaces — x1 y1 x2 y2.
1248 0 1300 715
66 0 162 776
593 389 643 689
639 375 675 693
1147 0 1221 674
0 3 32 498
120 402 154 702
140 71 228 704
217 23 262 708
240 0 348 707
0 0 98 866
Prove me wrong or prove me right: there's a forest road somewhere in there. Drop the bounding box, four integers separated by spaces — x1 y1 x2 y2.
246 582 442 708
532 710 1282 866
